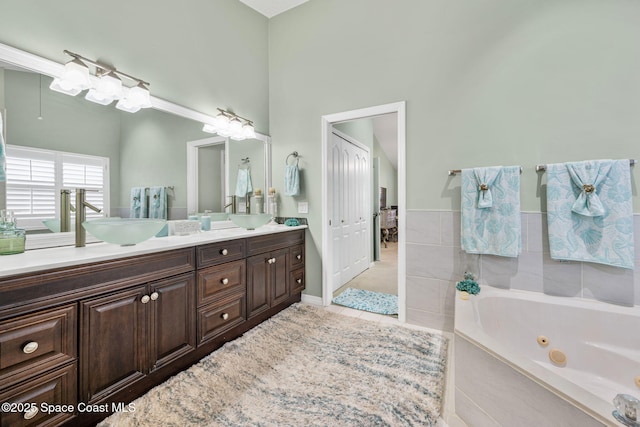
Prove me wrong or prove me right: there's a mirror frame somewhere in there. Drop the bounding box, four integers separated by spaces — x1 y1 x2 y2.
186 133 272 215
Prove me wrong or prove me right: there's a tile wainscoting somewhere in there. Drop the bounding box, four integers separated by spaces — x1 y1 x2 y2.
405 210 640 331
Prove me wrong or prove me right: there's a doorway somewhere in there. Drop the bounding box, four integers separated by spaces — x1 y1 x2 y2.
321 102 406 322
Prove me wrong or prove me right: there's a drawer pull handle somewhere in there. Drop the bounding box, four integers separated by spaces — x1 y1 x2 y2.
141 295 151 304
296 254 302 260
23 406 39 420
297 278 302 284
150 292 159 301
221 278 229 285
23 341 39 354
221 313 229 320
220 249 228 255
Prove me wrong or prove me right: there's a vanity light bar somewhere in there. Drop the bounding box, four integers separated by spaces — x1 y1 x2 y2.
202 108 256 141
49 50 151 112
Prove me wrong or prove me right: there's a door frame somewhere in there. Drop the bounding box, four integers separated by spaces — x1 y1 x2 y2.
321 101 406 322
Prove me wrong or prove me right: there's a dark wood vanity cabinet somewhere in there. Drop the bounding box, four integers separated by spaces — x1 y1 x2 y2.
79 273 196 403
0 229 305 427
246 231 305 319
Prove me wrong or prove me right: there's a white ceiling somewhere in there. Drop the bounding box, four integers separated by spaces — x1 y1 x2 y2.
238 0 310 18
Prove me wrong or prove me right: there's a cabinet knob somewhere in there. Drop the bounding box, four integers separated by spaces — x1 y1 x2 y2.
296 254 302 260
23 341 39 354
23 406 39 420
221 278 229 285
141 295 151 304
221 313 229 320
150 292 159 301
271 257 277 263
267 258 273 264
297 278 302 284
220 249 228 255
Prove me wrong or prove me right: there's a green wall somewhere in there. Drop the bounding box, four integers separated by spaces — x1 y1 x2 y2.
0 0 269 133
269 0 640 297
373 134 397 207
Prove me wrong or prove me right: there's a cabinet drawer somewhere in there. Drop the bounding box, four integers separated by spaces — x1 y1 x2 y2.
0 305 76 388
197 240 246 268
0 362 76 427
247 230 304 256
197 293 246 345
289 244 305 269
290 268 306 294
197 260 245 307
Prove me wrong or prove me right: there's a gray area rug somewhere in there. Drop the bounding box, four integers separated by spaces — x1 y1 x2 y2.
99 303 449 427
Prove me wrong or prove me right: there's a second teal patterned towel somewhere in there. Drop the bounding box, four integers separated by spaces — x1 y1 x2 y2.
461 166 522 257
546 159 634 269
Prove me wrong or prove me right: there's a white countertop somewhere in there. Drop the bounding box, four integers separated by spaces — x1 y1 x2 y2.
0 224 307 278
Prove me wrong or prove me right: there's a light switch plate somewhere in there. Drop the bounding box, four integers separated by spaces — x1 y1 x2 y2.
298 202 309 214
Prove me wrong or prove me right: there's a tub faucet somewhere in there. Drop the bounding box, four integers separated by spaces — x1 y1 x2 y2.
75 188 102 247
613 394 640 426
224 195 237 214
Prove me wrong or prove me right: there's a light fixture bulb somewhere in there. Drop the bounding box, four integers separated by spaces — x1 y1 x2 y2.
85 70 122 105
49 57 91 96
242 122 256 139
202 123 218 133
115 82 151 113
213 113 230 130
228 117 243 135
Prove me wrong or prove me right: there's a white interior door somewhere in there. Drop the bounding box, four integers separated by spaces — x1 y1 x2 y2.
373 157 381 261
330 131 370 291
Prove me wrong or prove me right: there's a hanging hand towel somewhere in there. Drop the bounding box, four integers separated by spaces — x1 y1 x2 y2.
235 168 253 197
284 164 300 196
0 112 6 182
148 186 167 219
461 166 522 257
129 187 148 218
546 159 634 269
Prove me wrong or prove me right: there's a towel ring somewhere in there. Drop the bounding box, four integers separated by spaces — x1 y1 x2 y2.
286 151 299 166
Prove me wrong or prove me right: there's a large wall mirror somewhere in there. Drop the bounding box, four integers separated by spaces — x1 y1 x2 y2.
0 43 271 248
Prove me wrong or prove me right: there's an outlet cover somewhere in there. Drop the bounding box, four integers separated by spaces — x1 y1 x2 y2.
297 202 309 214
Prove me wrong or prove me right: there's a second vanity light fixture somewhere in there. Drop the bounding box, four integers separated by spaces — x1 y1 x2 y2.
202 108 256 141
49 50 152 113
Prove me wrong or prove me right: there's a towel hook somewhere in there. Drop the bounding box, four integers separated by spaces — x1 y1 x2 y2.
286 151 300 166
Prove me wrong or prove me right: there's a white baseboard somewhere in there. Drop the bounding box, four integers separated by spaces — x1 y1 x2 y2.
301 294 324 306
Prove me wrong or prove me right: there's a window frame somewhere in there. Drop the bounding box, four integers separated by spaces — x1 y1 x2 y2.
5 144 110 230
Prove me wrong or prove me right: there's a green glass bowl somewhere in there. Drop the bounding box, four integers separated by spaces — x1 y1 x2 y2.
228 213 272 230
83 218 166 246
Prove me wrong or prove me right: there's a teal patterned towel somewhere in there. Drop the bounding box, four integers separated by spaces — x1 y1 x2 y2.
546 159 634 269
235 168 253 197
129 187 148 218
148 186 167 219
461 166 522 257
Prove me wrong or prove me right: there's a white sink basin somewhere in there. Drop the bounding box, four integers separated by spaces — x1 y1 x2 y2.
83 218 166 246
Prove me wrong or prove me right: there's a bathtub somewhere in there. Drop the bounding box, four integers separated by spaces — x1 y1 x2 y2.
454 286 640 427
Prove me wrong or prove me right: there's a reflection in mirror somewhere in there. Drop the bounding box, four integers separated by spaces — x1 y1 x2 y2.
187 133 270 218
0 45 271 249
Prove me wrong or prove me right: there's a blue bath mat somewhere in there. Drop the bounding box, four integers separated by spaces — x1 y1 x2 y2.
332 288 398 315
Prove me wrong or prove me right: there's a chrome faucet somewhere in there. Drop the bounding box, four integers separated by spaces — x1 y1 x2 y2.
614 394 640 426
245 193 251 214
75 188 102 247
223 195 237 214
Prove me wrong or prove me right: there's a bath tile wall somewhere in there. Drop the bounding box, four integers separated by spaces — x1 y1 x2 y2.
406 210 640 331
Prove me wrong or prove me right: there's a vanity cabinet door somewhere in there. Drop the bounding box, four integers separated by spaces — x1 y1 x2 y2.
271 249 289 307
246 254 270 318
149 273 196 372
247 248 289 318
80 285 148 403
